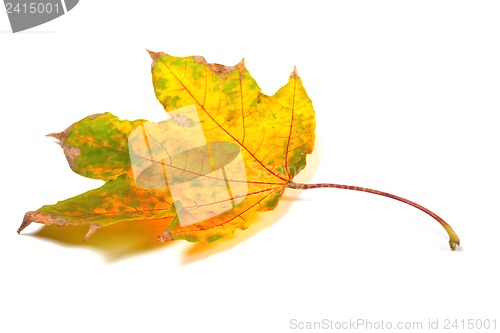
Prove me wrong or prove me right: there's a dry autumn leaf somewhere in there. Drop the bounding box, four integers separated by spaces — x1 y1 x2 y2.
18 51 460 250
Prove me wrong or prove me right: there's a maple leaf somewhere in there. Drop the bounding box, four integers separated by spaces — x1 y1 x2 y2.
18 52 460 250
18 52 314 243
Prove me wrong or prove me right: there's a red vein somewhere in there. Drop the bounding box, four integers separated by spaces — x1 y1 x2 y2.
75 134 283 186
102 113 130 142
284 77 296 179
79 186 281 218
116 198 141 212
144 126 173 165
172 187 280 233
215 187 279 226
159 60 288 183
184 186 281 210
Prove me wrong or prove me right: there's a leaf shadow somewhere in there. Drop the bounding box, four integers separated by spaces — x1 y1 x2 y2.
180 194 305 265
28 141 322 263
31 219 175 262
27 193 308 263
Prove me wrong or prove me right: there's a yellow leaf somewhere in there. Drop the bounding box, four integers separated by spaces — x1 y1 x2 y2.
19 52 315 242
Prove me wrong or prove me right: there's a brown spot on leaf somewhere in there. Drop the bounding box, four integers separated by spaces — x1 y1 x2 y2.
193 56 207 64
61 144 81 169
194 56 246 79
18 211 83 234
47 119 91 168
236 58 245 75
83 223 101 241
47 127 82 169
172 114 193 127
207 63 237 79
147 49 167 68
157 230 174 242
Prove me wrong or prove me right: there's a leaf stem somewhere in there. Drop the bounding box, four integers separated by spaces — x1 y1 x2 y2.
287 181 460 251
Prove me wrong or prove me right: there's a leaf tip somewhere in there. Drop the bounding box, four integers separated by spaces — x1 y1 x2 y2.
238 58 245 68
146 49 166 67
157 231 174 242
146 49 158 60
17 211 35 234
83 223 100 241
46 131 65 142
18 211 74 234
290 65 299 78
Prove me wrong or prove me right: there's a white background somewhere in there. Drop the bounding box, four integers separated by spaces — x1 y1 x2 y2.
1 1 499 332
